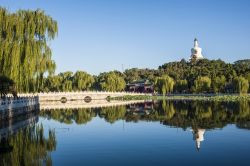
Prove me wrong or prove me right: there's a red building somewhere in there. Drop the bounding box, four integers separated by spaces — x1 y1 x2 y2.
126 79 154 93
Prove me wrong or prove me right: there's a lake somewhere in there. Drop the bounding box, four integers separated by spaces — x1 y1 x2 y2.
1 100 250 166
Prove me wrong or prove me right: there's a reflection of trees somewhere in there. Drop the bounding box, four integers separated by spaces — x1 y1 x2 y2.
40 108 96 124
162 100 175 120
99 106 126 123
161 101 250 129
236 121 250 130
0 124 56 166
40 101 250 130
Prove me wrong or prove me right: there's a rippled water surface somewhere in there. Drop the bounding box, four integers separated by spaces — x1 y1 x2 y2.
1 100 250 166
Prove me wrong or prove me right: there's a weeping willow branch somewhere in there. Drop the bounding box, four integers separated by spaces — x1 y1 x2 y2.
0 8 58 92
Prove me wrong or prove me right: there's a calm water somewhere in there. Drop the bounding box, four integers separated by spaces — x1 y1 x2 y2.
1 100 250 166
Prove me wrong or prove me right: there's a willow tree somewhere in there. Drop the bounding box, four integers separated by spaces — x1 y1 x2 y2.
233 76 249 94
98 71 126 92
72 71 94 91
0 8 58 92
194 76 211 93
154 75 175 95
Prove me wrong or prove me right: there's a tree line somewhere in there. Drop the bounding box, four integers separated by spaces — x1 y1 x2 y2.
0 8 249 94
41 59 250 94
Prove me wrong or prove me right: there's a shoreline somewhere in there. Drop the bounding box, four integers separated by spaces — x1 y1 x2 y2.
111 94 250 102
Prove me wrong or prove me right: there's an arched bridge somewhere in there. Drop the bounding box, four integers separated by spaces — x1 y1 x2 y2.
37 91 147 102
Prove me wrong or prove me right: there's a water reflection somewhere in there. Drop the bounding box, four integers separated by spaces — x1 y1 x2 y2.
192 128 205 151
40 100 250 130
40 100 250 153
1 100 250 165
0 112 56 166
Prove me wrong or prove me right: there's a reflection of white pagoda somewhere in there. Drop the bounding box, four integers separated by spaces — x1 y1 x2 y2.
190 38 204 60
192 128 206 151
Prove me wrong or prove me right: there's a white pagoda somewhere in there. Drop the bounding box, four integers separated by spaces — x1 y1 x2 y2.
190 38 204 60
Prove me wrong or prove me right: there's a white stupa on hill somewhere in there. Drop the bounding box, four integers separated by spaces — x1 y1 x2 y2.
190 38 204 60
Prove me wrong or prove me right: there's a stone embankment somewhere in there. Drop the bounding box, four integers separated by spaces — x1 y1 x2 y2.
0 95 39 120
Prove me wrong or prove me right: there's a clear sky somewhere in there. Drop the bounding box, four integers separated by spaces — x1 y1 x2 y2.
0 0 249 75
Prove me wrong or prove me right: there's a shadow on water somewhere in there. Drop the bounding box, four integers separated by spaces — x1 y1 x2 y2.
0 111 56 166
40 100 250 130
1 100 250 165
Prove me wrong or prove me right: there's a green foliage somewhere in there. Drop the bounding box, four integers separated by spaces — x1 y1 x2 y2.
233 59 250 76
233 76 249 94
194 76 211 93
72 71 94 91
158 59 247 93
0 75 15 97
154 75 175 95
43 71 94 92
0 124 56 165
124 68 158 83
212 76 226 93
44 75 62 92
0 8 58 92
98 71 126 91
174 79 188 93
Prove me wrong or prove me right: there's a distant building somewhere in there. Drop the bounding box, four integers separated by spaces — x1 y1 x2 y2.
190 38 204 61
126 79 154 93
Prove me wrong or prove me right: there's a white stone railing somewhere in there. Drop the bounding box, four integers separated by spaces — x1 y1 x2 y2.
36 91 148 96
0 96 39 111
3 91 151 97
1 91 150 111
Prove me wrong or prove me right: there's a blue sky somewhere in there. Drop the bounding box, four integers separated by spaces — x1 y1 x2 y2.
1 0 249 75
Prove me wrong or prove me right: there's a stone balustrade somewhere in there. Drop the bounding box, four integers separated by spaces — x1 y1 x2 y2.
0 91 149 119
37 91 148 101
0 96 39 120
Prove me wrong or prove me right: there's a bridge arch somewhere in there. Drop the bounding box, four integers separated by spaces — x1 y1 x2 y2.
84 96 92 103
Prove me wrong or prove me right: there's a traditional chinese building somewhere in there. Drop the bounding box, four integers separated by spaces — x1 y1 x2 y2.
126 79 154 93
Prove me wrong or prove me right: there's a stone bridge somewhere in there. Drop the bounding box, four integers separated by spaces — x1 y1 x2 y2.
1 91 149 113
36 91 146 102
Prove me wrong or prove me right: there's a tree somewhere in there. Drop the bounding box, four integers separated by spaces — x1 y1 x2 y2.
174 79 188 93
233 76 249 94
154 75 175 95
0 8 58 92
44 75 62 92
0 75 15 98
212 76 226 93
233 59 250 76
61 80 73 92
72 71 94 91
98 71 126 91
194 76 211 93
124 68 157 83
59 72 73 91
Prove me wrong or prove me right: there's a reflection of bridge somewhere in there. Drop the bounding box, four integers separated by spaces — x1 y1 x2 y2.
40 100 145 110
